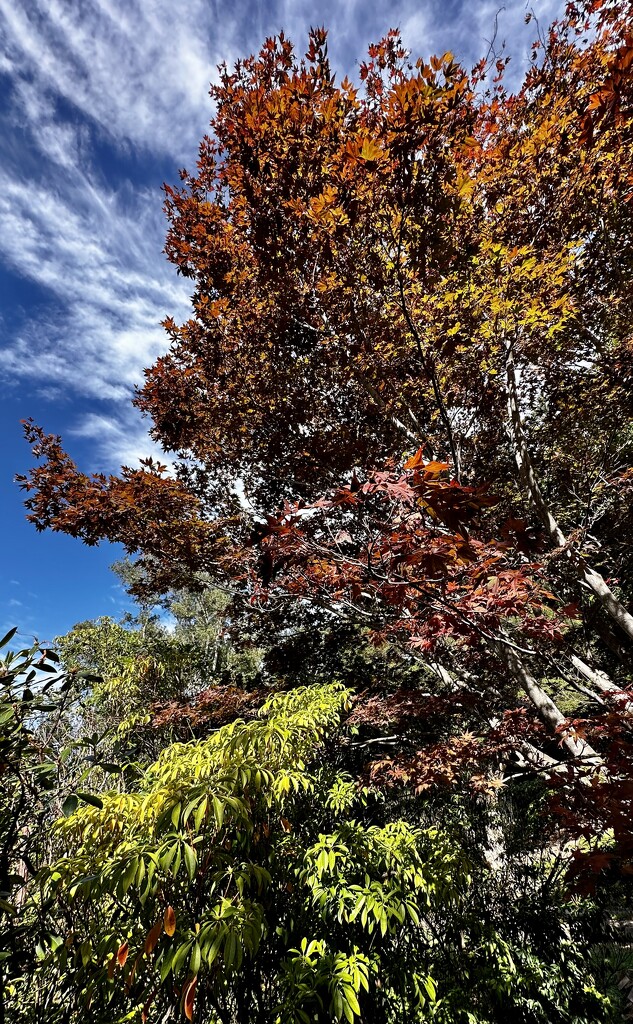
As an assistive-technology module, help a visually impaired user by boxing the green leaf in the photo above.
[332,988,344,1020]
[342,1000,355,1024]
[62,794,79,817]
[423,976,437,1001]
[122,858,138,893]
[0,705,15,725]
[182,796,199,824]
[212,796,225,830]
[343,987,360,1015]
[159,842,178,873]
[205,929,225,967]
[193,797,208,831]
[77,792,104,809]
[171,941,193,977]
[0,627,18,649]
[172,846,182,879]
[183,844,196,881]
[189,943,201,975]
[159,950,174,983]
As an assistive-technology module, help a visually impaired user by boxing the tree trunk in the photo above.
[570,653,633,710]
[500,646,601,762]
[504,340,633,643]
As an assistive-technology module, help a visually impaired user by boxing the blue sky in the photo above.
[0,0,563,646]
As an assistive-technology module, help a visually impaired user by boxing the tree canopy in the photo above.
[9,2,633,1020]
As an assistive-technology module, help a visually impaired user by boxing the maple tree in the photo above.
[17,0,633,881]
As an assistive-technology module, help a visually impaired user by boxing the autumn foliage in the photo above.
[18,0,633,885]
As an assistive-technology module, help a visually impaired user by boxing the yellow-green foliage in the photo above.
[37,683,467,1024]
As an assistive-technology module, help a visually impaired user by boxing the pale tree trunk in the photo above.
[500,646,601,762]
[432,653,595,766]
[504,339,633,643]
[570,654,617,694]
[515,740,562,772]
[570,653,633,710]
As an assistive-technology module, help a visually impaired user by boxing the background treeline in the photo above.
[2,582,632,1023]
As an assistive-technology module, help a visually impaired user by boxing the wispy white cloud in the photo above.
[68,408,176,471]
[0,166,190,417]
[0,0,218,158]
